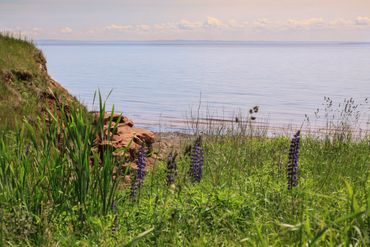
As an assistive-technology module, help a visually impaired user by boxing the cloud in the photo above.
[354,16,370,26]
[204,16,225,29]
[136,24,151,31]
[104,24,132,31]
[228,19,248,29]
[251,19,277,29]
[100,16,370,35]
[153,23,180,32]
[177,20,202,30]
[60,27,72,33]
[328,19,353,27]
[0,26,44,37]
[287,18,325,29]
[32,27,43,32]
[176,17,228,31]
[13,15,364,40]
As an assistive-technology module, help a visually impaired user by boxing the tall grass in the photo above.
[0,92,122,245]
[0,95,369,246]
[120,134,368,246]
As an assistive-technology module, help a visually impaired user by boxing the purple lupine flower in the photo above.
[130,180,139,200]
[130,145,146,200]
[166,151,177,186]
[189,136,204,182]
[136,146,146,184]
[111,199,119,235]
[287,130,301,190]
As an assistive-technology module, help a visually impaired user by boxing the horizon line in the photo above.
[35,39,370,46]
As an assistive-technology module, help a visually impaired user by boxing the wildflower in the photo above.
[130,145,146,200]
[287,130,301,190]
[130,181,139,200]
[111,200,119,236]
[136,146,146,185]
[189,136,204,182]
[166,151,177,186]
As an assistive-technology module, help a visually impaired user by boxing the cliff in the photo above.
[0,33,157,166]
[0,33,83,130]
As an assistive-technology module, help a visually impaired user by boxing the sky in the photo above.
[1,0,370,41]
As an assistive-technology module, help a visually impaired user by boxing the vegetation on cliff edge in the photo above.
[0,33,83,131]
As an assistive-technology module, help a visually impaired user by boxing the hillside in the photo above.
[0,33,82,130]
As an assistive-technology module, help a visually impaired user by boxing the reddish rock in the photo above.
[94,112,155,161]
[92,112,156,187]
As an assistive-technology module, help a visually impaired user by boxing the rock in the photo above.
[152,132,190,160]
[91,112,158,187]
[34,50,47,72]
[94,112,155,162]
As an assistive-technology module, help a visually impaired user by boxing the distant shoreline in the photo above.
[36,40,370,46]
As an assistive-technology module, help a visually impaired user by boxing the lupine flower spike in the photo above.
[130,145,146,200]
[166,151,178,186]
[287,130,301,190]
[111,200,119,236]
[189,136,204,182]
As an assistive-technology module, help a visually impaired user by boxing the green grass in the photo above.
[114,135,369,246]
[0,33,39,72]
[0,99,368,246]
[0,33,82,132]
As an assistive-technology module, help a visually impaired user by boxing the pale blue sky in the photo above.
[1,0,369,40]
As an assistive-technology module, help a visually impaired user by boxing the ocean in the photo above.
[37,41,370,132]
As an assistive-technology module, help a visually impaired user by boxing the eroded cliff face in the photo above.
[0,35,84,128]
[0,35,159,171]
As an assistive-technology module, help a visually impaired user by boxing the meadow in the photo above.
[0,95,369,246]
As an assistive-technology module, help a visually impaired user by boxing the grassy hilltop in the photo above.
[0,34,369,246]
[0,33,81,130]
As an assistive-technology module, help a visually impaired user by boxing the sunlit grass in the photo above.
[0,97,369,245]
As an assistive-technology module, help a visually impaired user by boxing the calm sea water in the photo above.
[37,41,370,131]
